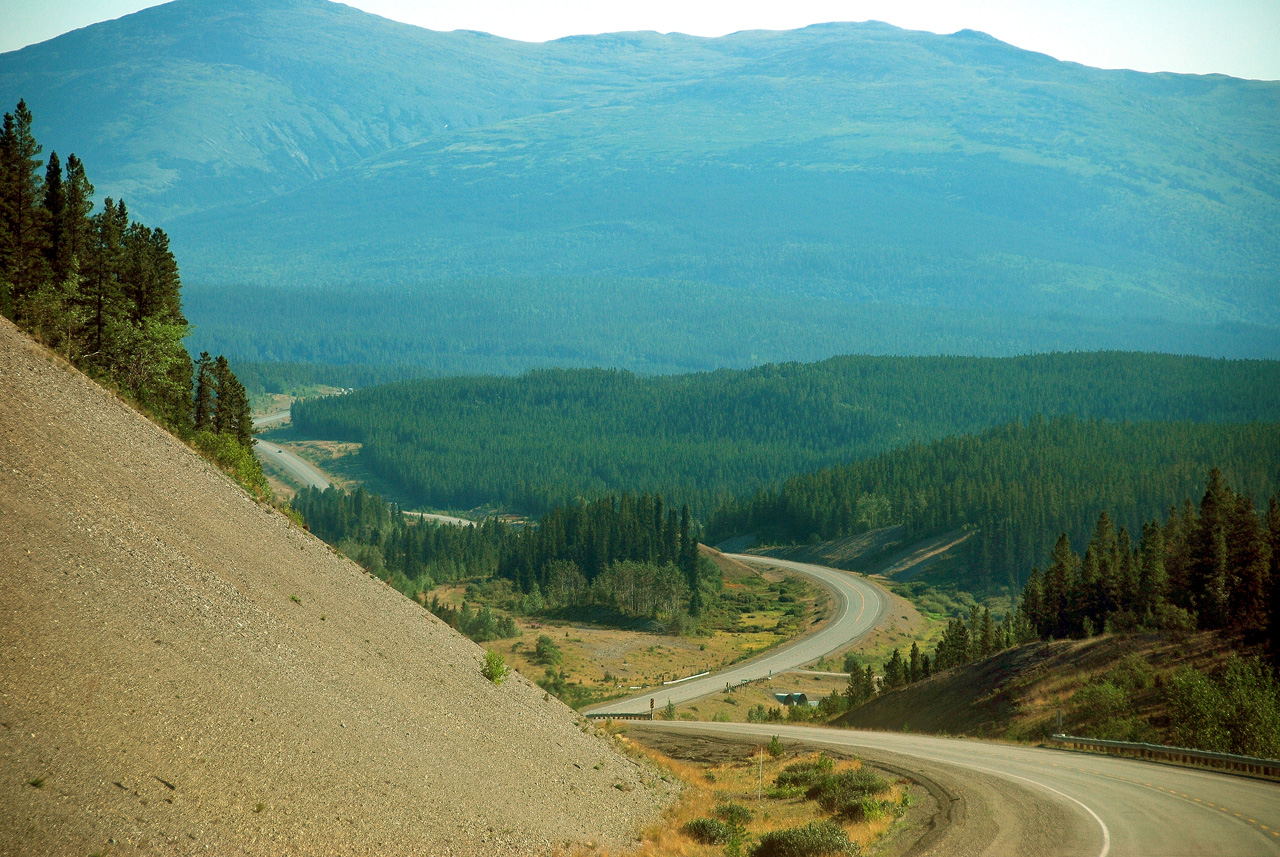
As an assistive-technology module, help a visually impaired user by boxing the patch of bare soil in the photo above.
[0,319,673,856]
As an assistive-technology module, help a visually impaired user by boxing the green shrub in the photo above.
[807,769,890,818]
[1167,656,1280,757]
[682,817,734,844]
[750,820,859,857]
[775,755,834,790]
[534,634,563,665]
[1103,654,1155,694]
[713,801,753,828]
[1071,681,1129,722]
[481,650,510,684]
[193,430,271,500]
[767,735,784,757]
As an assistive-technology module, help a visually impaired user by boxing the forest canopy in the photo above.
[292,352,1280,517]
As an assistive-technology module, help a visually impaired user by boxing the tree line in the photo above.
[290,351,1280,517]
[709,417,1280,592]
[0,100,260,491]
[290,485,715,632]
[1018,469,1279,644]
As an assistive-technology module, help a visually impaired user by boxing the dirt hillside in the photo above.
[0,318,673,856]
[835,631,1234,741]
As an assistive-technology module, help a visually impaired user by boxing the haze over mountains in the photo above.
[4,0,1278,367]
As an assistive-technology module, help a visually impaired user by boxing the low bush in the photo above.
[750,820,859,857]
[807,769,890,818]
[481,650,509,684]
[713,801,753,828]
[775,755,834,790]
[682,817,734,844]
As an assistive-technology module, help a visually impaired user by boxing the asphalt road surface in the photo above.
[632,721,1280,856]
[250,412,471,523]
[585,555,890,716]
[253,437,331,490]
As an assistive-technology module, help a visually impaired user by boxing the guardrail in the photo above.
[584,712,653,721]
[1049,733,1280,778]
[663,670,710,686]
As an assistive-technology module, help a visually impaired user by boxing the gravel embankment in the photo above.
[0,318,675,855]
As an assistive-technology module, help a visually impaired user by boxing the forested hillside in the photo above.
[0,100,263,494]
[291,352,1280,516]
[710,419,1280,591]
[5,0,1278,364]
[291,486,715,636]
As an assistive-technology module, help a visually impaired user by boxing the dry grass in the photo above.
[598,736,907,856]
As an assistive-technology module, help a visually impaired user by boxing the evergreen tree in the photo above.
[908,641,922,683]
[213,355,252,445]
[1227,496,1271,634]
[882,648,906,691]
[980,607,995,658]
[1191,469,1233,629]
[1137,521,1167,617]
[0,100,49,317]
[193,352,215,431]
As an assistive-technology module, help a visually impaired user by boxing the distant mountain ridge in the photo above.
[4,0,1278,361]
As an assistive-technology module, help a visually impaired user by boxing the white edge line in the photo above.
[963,762,1111,857]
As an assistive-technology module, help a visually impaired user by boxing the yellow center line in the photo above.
[1037,758,1276,838]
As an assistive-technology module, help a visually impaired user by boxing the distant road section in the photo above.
[254,437,331,491]
[585,556,890,716]
[251,412,472,526]
[252,410,332,491]
[253,410,291,430]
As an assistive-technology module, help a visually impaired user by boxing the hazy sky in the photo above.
[6,0,1280,80]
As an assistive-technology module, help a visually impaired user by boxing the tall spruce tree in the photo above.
[0,100,49,317]
[193,352,214,431]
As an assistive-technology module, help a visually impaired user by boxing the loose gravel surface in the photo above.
[0,319,674,856]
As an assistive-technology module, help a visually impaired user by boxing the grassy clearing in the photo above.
[605,735,909,856]
[424,551,831,709]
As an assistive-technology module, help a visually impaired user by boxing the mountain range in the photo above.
[3,0,1278,366]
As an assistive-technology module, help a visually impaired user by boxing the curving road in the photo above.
[632,721,1280,856]
[251,411,473,527]
[254,437,332,490]
[585,555,890,715]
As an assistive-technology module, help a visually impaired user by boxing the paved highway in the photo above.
[585,555,890,715]
[252,410,333,491]
[251,411,472,526]
[633,721,1280,856]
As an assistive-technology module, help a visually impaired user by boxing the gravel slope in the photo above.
[0,318,674,856]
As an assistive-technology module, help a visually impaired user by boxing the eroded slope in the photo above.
[0,318,672,855]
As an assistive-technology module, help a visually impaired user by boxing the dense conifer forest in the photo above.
[291,352,1280,517]
[291,486,715,638]
[1017,469,1279,643]
[0,100,262,493]
[709,418,1280,591]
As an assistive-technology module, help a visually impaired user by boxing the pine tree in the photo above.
[908,641,921,682]
[882,649,906,691]
[0,100,49,317]
[1043,534,1076,638]
[212,355,252,446]
[1137,521,1167,617]
[980,607,995,657]
[193,352,214,431]
[1191,469,1232,629]
[42,151,65,277]
[1227,496,1271,634]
